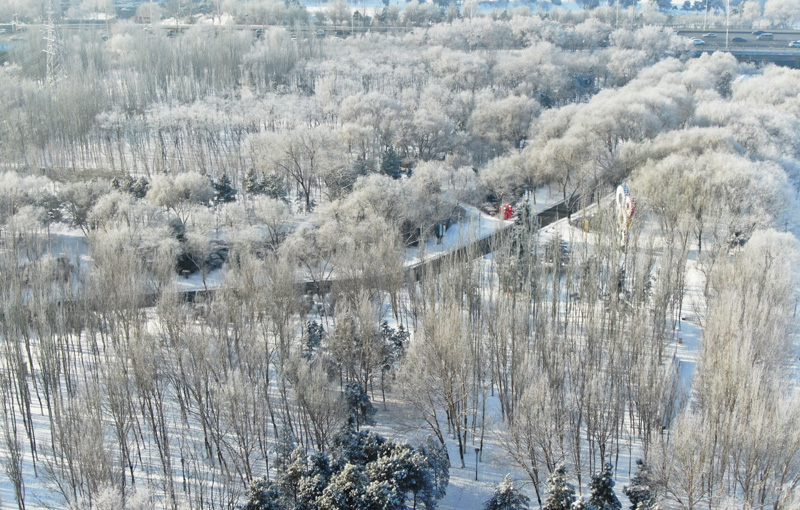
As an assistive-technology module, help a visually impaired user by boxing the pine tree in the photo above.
[296,452,332,510]
[364,479,407,510]
[282,448,308,504]
[380,145,402,179]
[274,427,297,475]
[245,167,265,195]
[303,320,325,359]
[212,173,237,205]
[245,429,448,510]
[317,463,370,509]
[345,381,377,430]
[242,477,286,510]
[114,174,149,199]
[543,465,576,510]
[366,442,419,509]
[380,322,409,371]
[419,435,449,509]
[484,474,531,510]
[588,463,621,510]
[131,177,149,199]
[330,426,385,468]
[571,499,597,510]
[263,172,289,202]
[623,460,660,510]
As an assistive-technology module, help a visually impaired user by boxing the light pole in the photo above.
[725,0,730,49]
[474,447,480,481]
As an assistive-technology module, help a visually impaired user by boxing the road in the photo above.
[676,28,800,51]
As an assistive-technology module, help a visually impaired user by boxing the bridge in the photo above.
[176,197,579,305]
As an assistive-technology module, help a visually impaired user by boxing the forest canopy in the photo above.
[0,5,799,510]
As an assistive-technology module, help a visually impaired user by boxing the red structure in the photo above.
[501,204,514,219]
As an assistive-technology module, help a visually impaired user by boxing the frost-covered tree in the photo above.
[344,381,376,431]
[212,173,237,205]
[380,146,402,179]
[245,428,446,510]
[114,175,150,200]
[274,428,297,476]
[764,0,800,27]
[624,460,660,510]
[317,462,369,509]
[418,435,450,509]
[588,464,621,510]
[468,94,540,149]
[60,181,110,235]
[571,500,596,510]
[244,168,265,196]
[242,478,285,510]
[303,320,325,359]
[254,128,336,212]
[544,465,576,510]
[399,301,476,468]
[146,172,213,227]
[484,474,531,510]
[250,196,291,249]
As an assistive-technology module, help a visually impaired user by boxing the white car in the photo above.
[789,41,800,48]
[692,39,706,46]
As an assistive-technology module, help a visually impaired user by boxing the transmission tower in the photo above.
[43,9,63,83]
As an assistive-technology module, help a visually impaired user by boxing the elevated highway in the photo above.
[676,28,800,68]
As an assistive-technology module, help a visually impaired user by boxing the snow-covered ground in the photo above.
[6,186,793,510]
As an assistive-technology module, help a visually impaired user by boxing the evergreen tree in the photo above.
[39,192,63,223]
[543,465,576,510]
[245,428,448,510]
[380,322,409,376]
[623,460,660,510]
[296,452,332,510]
[317,462,370,509]
[242,478,287,510]
[281,448,308,504]
[484,474,530,510]
[345,381,377,430]
[303,320,325,359]
[212,173,237,205]
[571,499,596,510]
[245,167,265,195]
[131,177,150,199]
[419,435,449,509]
[114,174,149,199]
[588,463,621,510]
[352,153,371,178]
[366,442,419,509]
[715,72,733,99]
[329,426,386,469]
[389,323,409,362]
[263,172,289,202]
[380,146,402,179]
[274,427,297,475]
